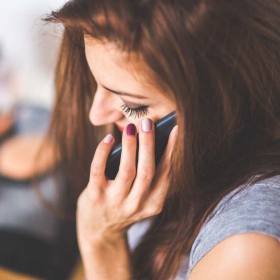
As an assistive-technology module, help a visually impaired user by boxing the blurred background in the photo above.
[0,1,84,279]
[0,0,66,111]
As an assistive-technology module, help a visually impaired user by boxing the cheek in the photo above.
[156,103,176,119]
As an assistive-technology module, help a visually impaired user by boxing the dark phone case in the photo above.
[105,111,177,180]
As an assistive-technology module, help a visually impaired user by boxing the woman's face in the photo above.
[84,36,176,133]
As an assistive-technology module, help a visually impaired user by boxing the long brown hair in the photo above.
[38,0,280,279]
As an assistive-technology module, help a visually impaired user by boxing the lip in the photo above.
[116,124,124,132]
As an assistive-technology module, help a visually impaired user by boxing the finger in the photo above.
[143,125,178,214]
[128,118,155,200]
[152,124,178,187]
[160,124,178,172]
[114,123,137,197]
[89,134,115,187]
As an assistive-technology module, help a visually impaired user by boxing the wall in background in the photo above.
[0,0,67,110]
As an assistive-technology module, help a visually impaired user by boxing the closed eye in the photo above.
[120,102,149,118]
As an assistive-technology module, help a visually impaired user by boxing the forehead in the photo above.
[83,36,154,91]
[83,36,175,105]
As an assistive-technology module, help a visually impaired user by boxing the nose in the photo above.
[89,88,124,126]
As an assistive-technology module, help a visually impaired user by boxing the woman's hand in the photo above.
[77,118,178,249]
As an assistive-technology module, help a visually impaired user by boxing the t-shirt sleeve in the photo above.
[186,176,280,278]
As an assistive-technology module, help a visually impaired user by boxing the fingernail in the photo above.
[126,123,136,135]
[142,118,152,132]
[104,134,113,143]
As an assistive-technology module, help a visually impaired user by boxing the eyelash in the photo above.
[120,102,149,118]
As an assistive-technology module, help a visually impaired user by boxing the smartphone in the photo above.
[105,111,177,180]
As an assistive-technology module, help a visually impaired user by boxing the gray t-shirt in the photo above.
[127,174,280,279]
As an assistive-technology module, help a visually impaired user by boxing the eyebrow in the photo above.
[102,85,149,100]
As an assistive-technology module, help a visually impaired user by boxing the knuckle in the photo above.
[86,187,102,203]
[118,167,136,181]
[147,204,163,216]
[153,192,166,203]
[90,161,102,177]
[90,163,103,178]
[153,207,163,215]
[122,165,136,174]
[118,172,134,183]
[125,202,139,215]
[139,167,154,182]
[110,192,123,205]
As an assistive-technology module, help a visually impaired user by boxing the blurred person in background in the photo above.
[0,48,80,280]
[0,43,16,140]
[40,0,280,280]
[0,1,82,279]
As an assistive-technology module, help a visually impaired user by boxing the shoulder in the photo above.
[188,232,280,280]
[187,175,280,279]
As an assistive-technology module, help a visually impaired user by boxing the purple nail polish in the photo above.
[126,123,136,135]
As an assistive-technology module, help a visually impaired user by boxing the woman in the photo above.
[41,0,280,279]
